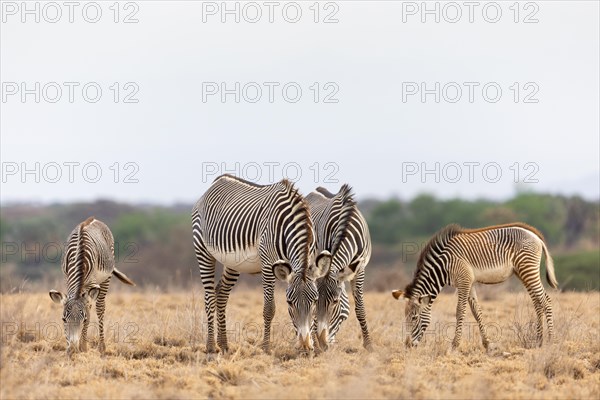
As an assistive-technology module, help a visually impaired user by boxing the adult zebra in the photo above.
[49,217,135,356]
[306,185,373,351]
[392,223,558,350]
[192,174,330,354]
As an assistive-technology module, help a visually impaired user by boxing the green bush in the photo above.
[554,251,600,291]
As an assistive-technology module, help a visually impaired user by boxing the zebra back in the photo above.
[62,217,114,298]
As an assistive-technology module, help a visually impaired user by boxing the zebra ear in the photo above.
[85,285,101,301]
[312,250,332,279]
[336,266,354,282]
[336,258,362,282]
[273,261,292,282]
[49,290,66,304]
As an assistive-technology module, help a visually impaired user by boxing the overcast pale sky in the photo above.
[1,1,598,204]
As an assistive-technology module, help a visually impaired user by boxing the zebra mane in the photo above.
[280,180,314,281]
[213,173,267,188]
[327,184,356,256]
[72,216,95,297]
[405,224,461,298]
[316,186,336,198]
[459,222,546,242]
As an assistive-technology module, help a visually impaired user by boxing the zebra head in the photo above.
[315,258,360,350]
[274,250,332,351]
[392,289,432,347]
[49,285,100,354]
[315,274,346,349]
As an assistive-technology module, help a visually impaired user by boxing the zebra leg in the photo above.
[452,283,470,349]
[529,288,545,346]
[543,292,556,343]
[467,286,490,349]
[517,271,546,346]
[216,267,240,353]
[193,237,218,354]
[351,268,373,351]
[96,277,111,354]
[261,270,276,353]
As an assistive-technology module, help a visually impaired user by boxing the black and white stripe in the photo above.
[49,217,135,355]
[306,185,373,351]
[393,223,557,349]
[192,174,327,354]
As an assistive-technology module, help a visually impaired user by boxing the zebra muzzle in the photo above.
[318,329,329,350]
[66,340,80,357]
[298,333,313,351]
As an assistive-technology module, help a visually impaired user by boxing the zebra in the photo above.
[306,185,373,351]
[191,174,330,354]
[49,217,135,356]
[392,223,558,350]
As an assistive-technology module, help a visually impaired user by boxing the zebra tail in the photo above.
[541,241,558,289]
[113,268,136,286]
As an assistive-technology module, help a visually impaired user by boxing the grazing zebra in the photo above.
[392,223,558,350]
[192,175,330,354]
[49,217,135,355]
[306,185,373,351]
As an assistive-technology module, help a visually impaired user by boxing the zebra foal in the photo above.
[392,223,558,350]
[49,217,135,356]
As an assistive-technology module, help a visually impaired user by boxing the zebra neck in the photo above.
[409,268,447,301]
[66,262,88,298]
[330,249,353,274]
[66,228,91,298]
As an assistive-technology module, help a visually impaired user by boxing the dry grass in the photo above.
[1,287,599,399]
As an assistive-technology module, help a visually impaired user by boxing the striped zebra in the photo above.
[392,223,558,350]
[192,175,330,354]
[49,217,135,356]
[306,185,373,351]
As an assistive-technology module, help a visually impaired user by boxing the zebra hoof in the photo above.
[364,343,374,352]
[261,344,271,354]
[205,344,219,357]
[316,340,329,352]
[98,343,106,354]
[484,342,498,354]
[298,349,313,357]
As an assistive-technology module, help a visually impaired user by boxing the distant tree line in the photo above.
[365,193,598,249]
[1,193,598,292]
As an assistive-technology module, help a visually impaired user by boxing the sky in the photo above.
[1,1,599,204]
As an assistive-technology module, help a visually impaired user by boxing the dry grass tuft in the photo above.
[528,345,585,380]
[207,364,244,385]
[1,290,598,399]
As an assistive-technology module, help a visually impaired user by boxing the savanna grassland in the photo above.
[1,288,599,400]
